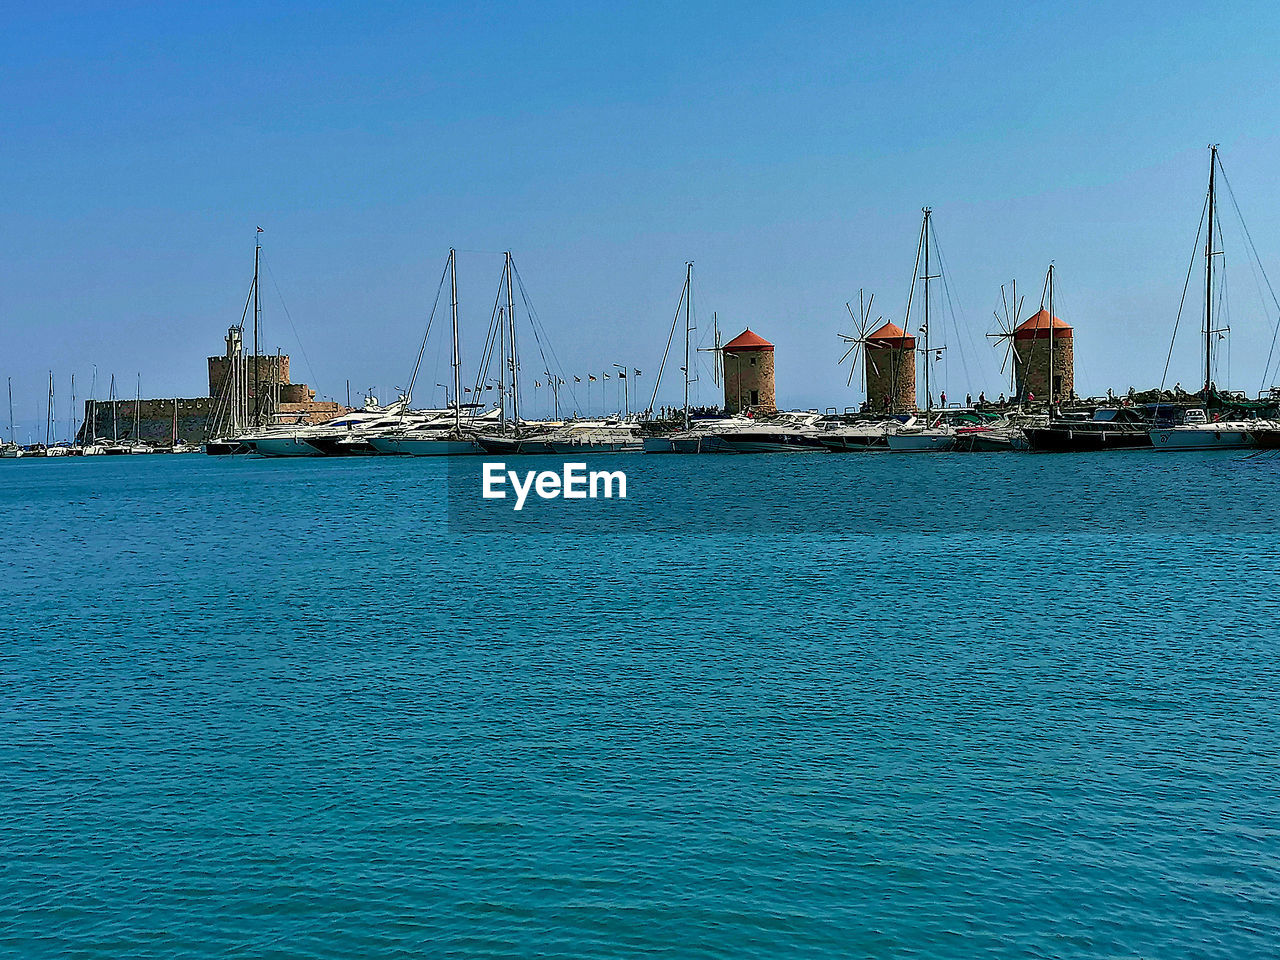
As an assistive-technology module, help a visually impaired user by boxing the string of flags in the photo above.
[531,370,642,388]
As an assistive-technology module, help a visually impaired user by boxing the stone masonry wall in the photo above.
[865,345,917,413]
[1015,337,1075,403]
[77,398,218,445]
[723,350,777,415]
[207,354,290,400]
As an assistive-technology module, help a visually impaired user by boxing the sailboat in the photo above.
[204,235,259,455]
[1150,145,1262,451]
[368,248,484,456]
[643,263,702,453]
[126,375,155,454]
[103,375,132,455]
[43,372,70,456]
[887,208,957,452]
[81,372,108,455]
[1,378,22,458]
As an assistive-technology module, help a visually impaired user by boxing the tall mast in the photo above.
[1048,263,1056,409]
[684,261,693,431]
[1204,144,1218,396]
[505,252,519,424]
[450,248,461,431]
[110,375,118,443]
[46,372,53,447]
[134,374,141,442]
[253,235,261,426]
[498,306,507,430]
[7,377,13,445]
[70,373,76,447]
[922,207,932,415]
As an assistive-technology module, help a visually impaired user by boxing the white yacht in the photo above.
[700,412,828,453]
[367,431,482,456]
[817,420,891,451]
[477,418,641,454]
[643,416,754,453]
[1149,408,1259,451]
[885,416,956,452]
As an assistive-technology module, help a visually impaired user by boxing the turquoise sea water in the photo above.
[3,451,1280,959]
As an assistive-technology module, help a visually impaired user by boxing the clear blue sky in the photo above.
[4,0,1280,432]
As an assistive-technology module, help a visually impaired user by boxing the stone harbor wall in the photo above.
[77,398,218,445]
[76,397,350,445]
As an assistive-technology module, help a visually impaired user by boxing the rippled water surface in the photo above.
[3,451,1280,959]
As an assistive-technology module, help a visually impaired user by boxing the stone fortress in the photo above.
[78,327,346,445]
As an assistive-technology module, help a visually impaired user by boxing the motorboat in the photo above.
[1149,408,1259,451]
[349,407,501,456]
[642,416,755,453]
[477,418,642,455]
[884,414,957,452]
[700,412,828,453]
[817,420,891,451]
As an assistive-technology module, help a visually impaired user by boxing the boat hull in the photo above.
[478,435,640,455]
[1025,426,1152,452]
[367,437,481,456]
[302,434,379,456]
[250,436,323,457]
[1251,429,1280,449]
[886,433,955,452]
[952,430,1028,452]
[819,433,889,451]
[1149,426,1256,451]
[704,433,827,453]
[203,440,249,456]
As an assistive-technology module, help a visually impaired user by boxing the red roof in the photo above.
[1013,309,1072,340]
[723,328,774,351]
[866,321,916,349]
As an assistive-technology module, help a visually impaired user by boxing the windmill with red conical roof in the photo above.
[722,328,776,414]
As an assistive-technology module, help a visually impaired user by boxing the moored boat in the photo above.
[886,427,955,452]
[1025,408,1153,451]
[1149,408,1258,451]
[702,413,828,453]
